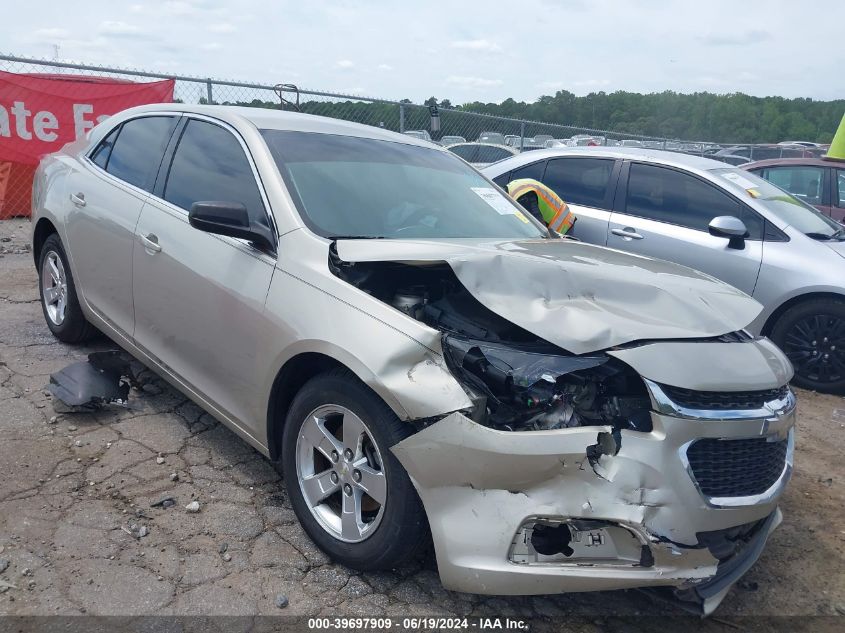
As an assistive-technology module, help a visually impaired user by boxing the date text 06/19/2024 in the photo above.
[306,617,529,630]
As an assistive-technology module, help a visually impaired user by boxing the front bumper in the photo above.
[391,392,794,604]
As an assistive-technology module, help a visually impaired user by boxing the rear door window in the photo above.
[448,145,478,163]
[475,146,512,164]
[105,116,177,191]
[163,119,267,226]
[543,157,614,208]
[625,162,762,238]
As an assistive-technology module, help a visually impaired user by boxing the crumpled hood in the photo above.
[336,238,763,355]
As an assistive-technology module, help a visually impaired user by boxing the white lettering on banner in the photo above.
[11,101,32,140]
[0,101,111,142]
[34,110,59,142]
[73,103,95,138]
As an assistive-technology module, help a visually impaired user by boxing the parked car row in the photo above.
[484,147,845,392]
[33,105,796,615]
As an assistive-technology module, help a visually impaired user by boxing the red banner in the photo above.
[0,71,174,217]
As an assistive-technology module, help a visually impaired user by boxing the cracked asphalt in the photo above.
[1,218,843,622]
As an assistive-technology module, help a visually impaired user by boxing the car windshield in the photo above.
[711,167,843,239]
[261,130,547,240]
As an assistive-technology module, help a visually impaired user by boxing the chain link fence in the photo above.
[0,53,813,218]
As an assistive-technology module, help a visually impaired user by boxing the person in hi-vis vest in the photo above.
[506,178,575,235]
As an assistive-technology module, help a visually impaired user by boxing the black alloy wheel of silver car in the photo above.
[37,233,97,343]
[281,369,428,569]
[771,298,845,392]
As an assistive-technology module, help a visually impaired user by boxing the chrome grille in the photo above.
[659,384,789,410]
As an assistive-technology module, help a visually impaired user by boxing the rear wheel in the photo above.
[38,233,97,343]
[281,369,427,570]
[771,298,845,392]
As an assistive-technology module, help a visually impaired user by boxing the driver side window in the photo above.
[164,119,268,227]
[626,163,762,239]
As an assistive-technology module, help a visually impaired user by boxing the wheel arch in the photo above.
[762,291,845,337]
[32,217,58,265]
[265,350,410,461]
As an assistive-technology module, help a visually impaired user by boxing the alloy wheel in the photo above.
[41,250,68,326]
[782,313,845,384]
[295,404,387,543]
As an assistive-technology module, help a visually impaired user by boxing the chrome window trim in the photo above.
[643,378,795,421]
[678,429,794,509]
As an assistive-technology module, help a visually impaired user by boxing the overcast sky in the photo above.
[4,0,844,104]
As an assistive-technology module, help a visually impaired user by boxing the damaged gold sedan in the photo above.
[32,105,794,616]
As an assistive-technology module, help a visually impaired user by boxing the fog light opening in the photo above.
[511,518,649,566]
[530,523,574,557]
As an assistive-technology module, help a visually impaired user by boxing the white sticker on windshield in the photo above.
[721,172,759,191]
[471,187,517,215]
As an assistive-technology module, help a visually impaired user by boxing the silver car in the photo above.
[33,105,794,615]
[484,147,845,392]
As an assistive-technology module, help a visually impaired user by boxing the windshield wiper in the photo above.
[806,232,833,240]
[831,228,845,240]
[327,235,385,240]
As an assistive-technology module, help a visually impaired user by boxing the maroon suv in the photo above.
[744,157,845,222]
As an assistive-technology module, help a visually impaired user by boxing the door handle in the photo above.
[70,192,86,207]
[140,233,162,253]
[611,227,644,240]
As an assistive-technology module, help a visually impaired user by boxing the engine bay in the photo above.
[330,252,652,432]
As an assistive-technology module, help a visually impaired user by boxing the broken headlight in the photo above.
[442,334,652,432]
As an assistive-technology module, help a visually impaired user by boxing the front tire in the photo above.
[281,369,427,570]
[771,298,845,392]
[38,233,97,343]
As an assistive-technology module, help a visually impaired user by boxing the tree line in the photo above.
[209,88,844,144]
[452,90,844,144]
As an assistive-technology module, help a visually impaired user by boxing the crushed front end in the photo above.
[392,337,794,615]
[330,239,795,615]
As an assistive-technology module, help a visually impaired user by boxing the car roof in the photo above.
[480,146,729,175]
[112,103,439,150]
[742,157,833,169]
[448,142,517,151]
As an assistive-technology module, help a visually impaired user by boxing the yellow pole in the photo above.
[825,112,845,162]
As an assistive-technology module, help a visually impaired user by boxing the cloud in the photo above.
[697,29,771,46]
[201,42,221,51]
[99,21,151,39]
[208,23,236,33]
[446,75,503,88]
[450,39,501,53]
[162,0,206,16]
[129,4,144,12]
[537,80,566,91]
[377,63,393,71]
[33,27,71,40]
[573,79,611,88]
[335,59,355,69]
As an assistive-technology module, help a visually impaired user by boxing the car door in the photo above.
[132,116,277,438]
[541,157,619,245]
[63,115,178,336]
[608,161,764,295]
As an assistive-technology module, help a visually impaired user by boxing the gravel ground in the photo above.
[0,218,843,624]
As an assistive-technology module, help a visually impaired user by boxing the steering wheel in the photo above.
[390,204,438,235]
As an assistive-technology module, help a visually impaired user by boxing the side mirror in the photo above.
[188,201,275,253]
[708,215,748,249]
